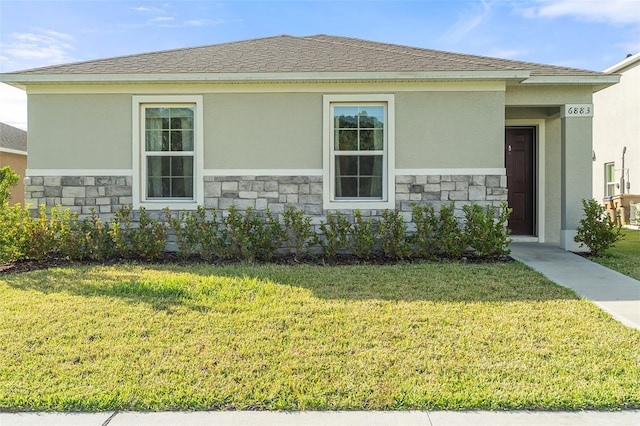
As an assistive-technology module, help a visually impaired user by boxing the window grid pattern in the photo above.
[332,104,385,200]
[143,106,195,200]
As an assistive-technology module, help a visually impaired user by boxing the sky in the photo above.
[0,0,639,131]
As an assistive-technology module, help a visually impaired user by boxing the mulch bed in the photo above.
[0,253,515,275]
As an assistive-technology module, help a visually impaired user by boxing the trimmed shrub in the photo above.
[411,204,438,259]
[435,202,466,258]
[351,210,377,260]
[379,209,411,259]
[463,202,512,257]
[111,206,167,260]
[574,198,623,256]
[282,205,316,257]
[318,212,351,258]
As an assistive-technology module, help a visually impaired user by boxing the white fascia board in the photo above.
[0,147,27,156]
[521,75,620,85]
[603,52,640,73]
[0,70,531,84]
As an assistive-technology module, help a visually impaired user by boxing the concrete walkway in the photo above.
[3,244,639,425]
[509,242,640,330]
[2,410,640,426]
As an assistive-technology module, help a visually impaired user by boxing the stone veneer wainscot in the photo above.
[24,174,507,224]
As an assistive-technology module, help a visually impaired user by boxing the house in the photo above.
[0,35,619,250]
[592,53,640,225]
[0,122,28,205]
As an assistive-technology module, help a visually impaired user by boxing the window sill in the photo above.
[136,201,199,211]
[323,199,395,211]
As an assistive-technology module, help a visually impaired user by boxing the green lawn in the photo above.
[591,229,640,281]
[1,262,639,411]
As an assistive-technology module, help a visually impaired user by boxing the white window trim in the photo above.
[132,95,204,210]
[605,162,616,197]
[323,94,395,210]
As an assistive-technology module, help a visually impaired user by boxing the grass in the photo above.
[1,262,639,411]
[590,229,640,281]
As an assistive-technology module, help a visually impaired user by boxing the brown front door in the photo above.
[505,127,535,235]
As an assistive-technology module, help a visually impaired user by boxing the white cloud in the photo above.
[0,84,28,131]
[0,30,76,71]
[523,0,640,24]
[440,0,497,43]
[132,6,164,13]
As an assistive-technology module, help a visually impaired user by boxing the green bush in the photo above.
[50,206,86,260]
[318,212,351,257]
[435,202,466,258]
[165,208,199,259]
[0,205,31,262]
[379,209,411,259]
[82,208,115,261]
[463,202,512,257]
[282,206,316,257]
[22,205,59,260]
[0,166,19,205]
[411,204,438,259]
[351,210,377,260]
[111,206,167,260]
[223,206,285,261]
[574,198,623,256]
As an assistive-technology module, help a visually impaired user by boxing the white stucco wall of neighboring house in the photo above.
[592,54,640,200]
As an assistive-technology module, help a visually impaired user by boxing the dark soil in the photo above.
[0,253,514,275]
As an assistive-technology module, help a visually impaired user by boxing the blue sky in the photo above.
[1,0,639,130]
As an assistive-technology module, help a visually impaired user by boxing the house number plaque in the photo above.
[562,104,593,117]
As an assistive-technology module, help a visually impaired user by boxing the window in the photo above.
[323,95,395,210]
[133,96,203,209]
[605,162,615,197]
[145,107,194,199]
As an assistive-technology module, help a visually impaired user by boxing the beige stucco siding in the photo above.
[204,93,322,170]
[28,94,131,169]
[0,151,27,205]
[395,91,505,169]
[506,86,592,106]
[544,117,561,243]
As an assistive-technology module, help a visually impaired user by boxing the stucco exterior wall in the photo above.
[544,117,562,243]
[0,151,27,205]
[592,60,640,200]
[27,94,131,169]
[204,93,322,170]
[505,86,593,106]
[23,81,596,248]
[396,91,505,169]
[27,87,507,172]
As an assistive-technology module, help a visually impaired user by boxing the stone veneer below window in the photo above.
[24,174,507,224]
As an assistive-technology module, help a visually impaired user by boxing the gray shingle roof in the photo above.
[0,122,27,153]
[12,35,601,76]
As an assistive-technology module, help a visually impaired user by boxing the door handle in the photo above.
[508,145,512,152]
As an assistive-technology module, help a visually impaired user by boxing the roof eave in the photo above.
[0,147,27,156]
[1,70,532,86]
[520,74,620,92]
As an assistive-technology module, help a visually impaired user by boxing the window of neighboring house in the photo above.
[323,95,395,210]
[133,95,203,209]
[605,162,616,197]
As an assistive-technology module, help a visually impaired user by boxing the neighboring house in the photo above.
[0,35,618,250]
[592,53,640,224]
[0,122,28,205]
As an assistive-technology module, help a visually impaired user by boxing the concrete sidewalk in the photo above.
[2,410,640,426]
[509,242,640,330]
